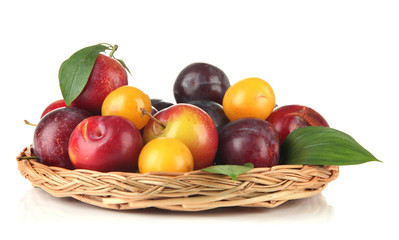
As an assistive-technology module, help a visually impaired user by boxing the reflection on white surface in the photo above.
[17,187,334,224]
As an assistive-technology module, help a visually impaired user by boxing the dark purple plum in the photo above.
[173,62,230,105]
[33,107,92,169]
[151,98,174,111]
[217,118,280,167]
[151,106,158,115]
[187,100,229,133]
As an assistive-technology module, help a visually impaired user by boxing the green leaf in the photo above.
[58,43,113,105]
[115,58,131,75]
[201,163,254,181]
[280,126,382,165]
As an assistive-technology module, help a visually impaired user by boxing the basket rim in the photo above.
[16,145,339,177]
[16,146,339,211]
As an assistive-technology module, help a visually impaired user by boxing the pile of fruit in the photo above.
[30,43,379,176]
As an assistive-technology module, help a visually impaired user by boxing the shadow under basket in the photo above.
[16,146,339,212]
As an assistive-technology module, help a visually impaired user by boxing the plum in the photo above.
[69,116,143,172]
[40,99,67,118]
[216,118,280,168]
[70,54,128,115]
[266,105,329,144]
[151,98,174,111]
[143,104,219,170]
[173,62,230,105]
[33,107,92,169]
[188,100,229,133]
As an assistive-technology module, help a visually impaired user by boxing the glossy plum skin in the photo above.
[33,107,92,169]
[143,104,219,170]
[266,105,329,144]
[173,63,230,105]
[217,118,280,168]
[70,54,128,115]
[151,99,174,111]
[188,100,229,133]
[40,99,67,118]
[151,106,158,115]
[68,116,143,172]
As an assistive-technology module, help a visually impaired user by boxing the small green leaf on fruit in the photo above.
[201,163,254,181]
[280,126,382,166]
[59,43,113,105]
[115,58,131,75]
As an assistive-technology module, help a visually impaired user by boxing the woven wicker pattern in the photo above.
[17,146,339,211]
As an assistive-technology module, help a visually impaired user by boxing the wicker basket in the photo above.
[16,146,339,212]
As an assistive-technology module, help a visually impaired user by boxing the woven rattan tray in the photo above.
[17,146,339,211]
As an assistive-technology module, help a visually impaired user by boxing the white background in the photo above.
[1,0,398,239]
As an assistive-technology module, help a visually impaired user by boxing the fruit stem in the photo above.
[141,108,166,129]
[109,44,118,58]
[18,156,39,161]
[24,120,37,127]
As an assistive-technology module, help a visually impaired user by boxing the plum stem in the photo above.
[109,44,118,58]
[141,108,166,129]
[24,120,37,127]
[18,156,39,161]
